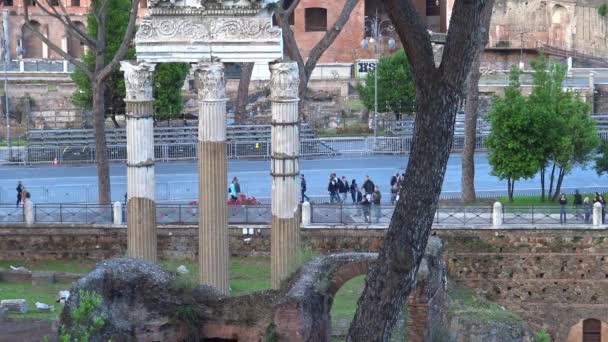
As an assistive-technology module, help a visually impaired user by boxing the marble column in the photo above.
[269,62,301,289]
[193,62,230,294]
[120,61,157,262]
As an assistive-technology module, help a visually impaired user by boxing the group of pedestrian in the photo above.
[389,173,405,205]
[322,174,382,223]
[558,190,606,224]
[15,181,30,207]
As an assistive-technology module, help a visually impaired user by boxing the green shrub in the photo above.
[60,290,107,342]
[599,4,608,17]
[535,328,551,342]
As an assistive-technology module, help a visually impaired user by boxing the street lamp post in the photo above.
[2,10,10,157]
[361,10,396,138]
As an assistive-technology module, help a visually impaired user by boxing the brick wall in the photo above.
[1,224,606,340]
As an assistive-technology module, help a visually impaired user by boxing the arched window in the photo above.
[305,8,327,32]
[22,21,43,59]
[71,0,80,6]
[67,21,86,58]
[583,319,601,342]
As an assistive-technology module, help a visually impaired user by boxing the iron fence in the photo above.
[0,203,602,226]
[0,205,25,223]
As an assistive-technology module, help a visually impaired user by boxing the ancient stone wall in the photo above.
[1,224,606,340]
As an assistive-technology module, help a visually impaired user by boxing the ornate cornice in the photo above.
[269,62,299,101]
[135,16,280,42]
[193,62,226,101]
[120,62,156,102]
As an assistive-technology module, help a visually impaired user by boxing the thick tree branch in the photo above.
[285,0,300,17]
[304,0,358,80]
[98,0,139,81]
[23,4,93,79]
[383,0,437,88]
[440,0,492,86]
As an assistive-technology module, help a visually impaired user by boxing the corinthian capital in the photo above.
[120,62,156,102]
[193,62,226,101]
[269,62,299,101]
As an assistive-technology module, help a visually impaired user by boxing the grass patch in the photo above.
[0,281,72,320]
[0,139,28,147]
[331,275,365,336]
[448,285,521,324]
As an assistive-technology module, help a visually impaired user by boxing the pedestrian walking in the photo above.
[596,193,606,224]
[350,180,358,204]
[16,181,23,207]
[300,174,309,203]
[233,177,241,195]
[559,194,567,224]
[229,179,238,202]
[339,176,348,202]
[390,179,399,205]
[361,193,371,223]
[362,175,375,195]
[328,174,340,203]
[584,197,592,224]
[372,186,382,223]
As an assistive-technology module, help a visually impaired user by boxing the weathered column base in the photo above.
[127,197,157,262]
[271,214,301,289]
[198,140,229,294]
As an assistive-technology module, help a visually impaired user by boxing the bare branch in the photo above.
[304,0,358,80]
[23,3,93,79]
[55,0,96,47]
[29,0,95,47]
[383,0,437,88]
[98,0,140,82]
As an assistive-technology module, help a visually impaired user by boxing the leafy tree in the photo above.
[356,49,416,117]
[24,0,140,204]
[549,92,598,200]
[153,63,191,121]
[486,67,540,202]
[527,56,597,201]
[71,0,136,126]
[594,140,608,175]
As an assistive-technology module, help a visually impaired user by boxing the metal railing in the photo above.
[2,203,600,226]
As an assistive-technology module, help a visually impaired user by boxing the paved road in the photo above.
[1,153,607,204]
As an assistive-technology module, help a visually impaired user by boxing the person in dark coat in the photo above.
[328,174,340,203]
[16,181,23,207]
[300,174,309,203]
[339,176,348,202]
[559,193,567,224]
[350,180,358,204]
[362,175,375,195]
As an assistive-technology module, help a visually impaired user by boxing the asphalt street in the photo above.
[1,153,607,204]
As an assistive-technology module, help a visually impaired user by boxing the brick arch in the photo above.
[566,318,608,342]
[22,21,44,59]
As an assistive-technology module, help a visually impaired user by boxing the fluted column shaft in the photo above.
[120,61,157,262]
[193,62,230,294]
[270,62,301,289]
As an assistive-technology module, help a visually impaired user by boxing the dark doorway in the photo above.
[583,319,601,342]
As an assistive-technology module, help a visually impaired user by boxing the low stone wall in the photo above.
[1,224,607,340]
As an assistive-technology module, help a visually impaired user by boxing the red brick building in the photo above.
[0,0,449,63]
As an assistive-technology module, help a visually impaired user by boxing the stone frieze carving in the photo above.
[269,62,299,100]
[136,16,281,42]
[193,62,226,101]
[120,62,156,101]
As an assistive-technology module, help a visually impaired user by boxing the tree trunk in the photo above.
[92,81,111,204]
[548,163,556,200]
[347,83,461,341]
[508,178,514,202]
[553,167,566,202]
[461,57,481,203]
[235,62,254,125]
[540,166,545,201]
[347,0,495,338]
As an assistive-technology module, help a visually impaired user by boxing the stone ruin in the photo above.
[60,237,447,342]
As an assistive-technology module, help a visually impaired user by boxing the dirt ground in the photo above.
[0,318,56,342]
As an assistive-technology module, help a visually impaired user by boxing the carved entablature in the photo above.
[269,62,299,101]
[120,62,156,102]
[146,0,271,14]
[136,16,280,42]
[193,62,227,101]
